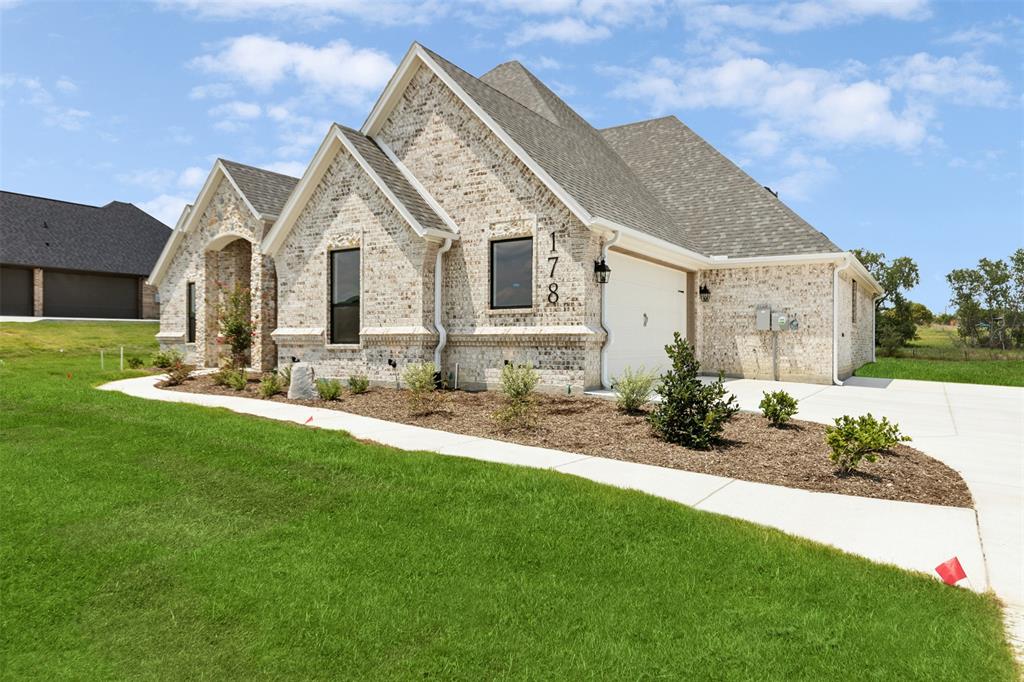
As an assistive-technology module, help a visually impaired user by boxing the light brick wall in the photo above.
[836,269,876,378]
[156,178,276,370]
[695,263,836,384]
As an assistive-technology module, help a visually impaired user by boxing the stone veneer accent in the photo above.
[140,281,160,319]
[32,268,43,316]
[695,263,836,384]
[156,179,276,370]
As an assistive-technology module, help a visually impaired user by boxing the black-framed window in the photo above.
[851,279,857,324]
[330,248,360,344]
[186,282,196,343]
[490,237,532,309]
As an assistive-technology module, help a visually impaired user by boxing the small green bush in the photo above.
[212,367,234,387]
[278,364,292,388]
[316,378,343,401]
[825,413,911,473]
[759,390,799,427]
[613,366,656,414]
[259,372,283,399]
[403,362,437,413]
[648,333,738,449]
[163,360,194,386]
[226,369,248,391]
[126,355,145,369]
[348,374,370,394]
[495,362,539,430]
[151,349,183,369]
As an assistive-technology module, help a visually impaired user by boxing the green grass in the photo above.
[1,322,1017,680]
[855,324,1024,386]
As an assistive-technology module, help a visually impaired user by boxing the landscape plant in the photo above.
[216,284,253,368]
[613,366,656,414]
[163,360,194,386]
[259,372,284,399]
[759,390,799,427]
[225,369,248,392]
[402,362,438,414]
[151,348,183,369]
[126,355,145,369]
[825,413,911,474]
[348,374,370,394]
[495,362,539,430]
[648,333,738,449]
[316,378,343,401]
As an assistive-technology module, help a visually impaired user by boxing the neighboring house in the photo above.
[1,191,170,319]
[151,42,881,388]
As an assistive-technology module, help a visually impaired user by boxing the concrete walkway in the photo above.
[102,376,987,594]
[594,375,1024,654]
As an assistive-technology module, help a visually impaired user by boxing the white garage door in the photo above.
[605,251,688,382]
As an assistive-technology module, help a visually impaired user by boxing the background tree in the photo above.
[909,302,934,327]
[852,249,920,351]
[947,250,1023,349]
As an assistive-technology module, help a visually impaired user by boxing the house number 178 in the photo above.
[547,231,559,304]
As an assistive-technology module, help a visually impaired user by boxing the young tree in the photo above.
[851,249,920,348]
[946,267,985,346]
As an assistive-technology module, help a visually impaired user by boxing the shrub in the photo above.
[825,413,911,474]
[316,378,343,401]
[126,355,145,369]
[648,333,738,449]
[494,362,539,430]
[212,367,234,387]
[403,362,437,413]
[163,360,194,386]
[259,372,283,399]
[151,348,183,369]
[216,284,253,368]
[348,374,370,394]
[278,364,292,388]
[759,390,799,427]
[226,369,248,391]
[613,366,657,414]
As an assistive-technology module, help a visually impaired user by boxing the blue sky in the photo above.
[1,0,1021,312]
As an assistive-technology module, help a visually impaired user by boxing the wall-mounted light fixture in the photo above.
[699,284,711,302]
[594,259,612,284]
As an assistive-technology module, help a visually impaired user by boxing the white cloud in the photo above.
[208,100,261,119]
[737,123,783,157]
[508,17,611,45]
[1,74,91,131]
[160,0,441,25]
[686,0,930,35]
[117,168,177,191]
[178,166,207,189]
[262,160,307,177]
[770,152,837,201]
[191,35,394,105]
[188,82,234,99]
[940,17,1021,47]
[885,52,1010,106]
[54,77,78,93]
[138,194,191,227]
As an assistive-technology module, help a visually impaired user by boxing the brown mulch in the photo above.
[163,373,973,508]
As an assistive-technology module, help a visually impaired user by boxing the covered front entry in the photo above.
[604,250,690,381]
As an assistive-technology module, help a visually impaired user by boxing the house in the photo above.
[1,191,171,319]
[150,43,881,388]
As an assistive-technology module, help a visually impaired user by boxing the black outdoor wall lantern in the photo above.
[699,284,711,302]
[594,258,612,284]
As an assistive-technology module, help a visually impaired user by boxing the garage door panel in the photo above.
[43,271,139,318]
[0,266,33,316]
[605,253,687,380]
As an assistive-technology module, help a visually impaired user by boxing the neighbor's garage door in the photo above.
[43,270,139,319]
[605,252,687,381]
[0,265,33,316]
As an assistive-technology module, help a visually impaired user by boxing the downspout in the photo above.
[871,293,881,363]
[832,254,853,385]
[599,230,620,389]
[433,237,453,369]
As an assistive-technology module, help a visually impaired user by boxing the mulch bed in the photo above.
[162,373,973,508]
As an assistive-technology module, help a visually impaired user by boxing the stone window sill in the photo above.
[488,307,534,316]
[325,343,361,350]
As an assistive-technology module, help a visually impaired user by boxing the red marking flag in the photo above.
[304,416,314,425]
[935,556,967,585]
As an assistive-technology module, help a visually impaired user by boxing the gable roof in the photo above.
[148,159,299,287]
[218,159,299,218]
[600,116,840,258]
[0,190,171,276]
[261,124,457,256]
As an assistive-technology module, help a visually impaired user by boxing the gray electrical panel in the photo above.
[756,305,771,331]
[771,310,789,332]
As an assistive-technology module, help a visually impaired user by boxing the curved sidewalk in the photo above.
[101,375,985,592]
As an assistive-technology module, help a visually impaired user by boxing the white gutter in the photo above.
[871,293,881,363]
[832,254,853,385]
[433,237,453,369]
[599,230,621,389]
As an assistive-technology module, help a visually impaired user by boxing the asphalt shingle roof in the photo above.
[0,191,171,276]
[600,117,840,258]
[337,125,451,235]
[219,159,299,218]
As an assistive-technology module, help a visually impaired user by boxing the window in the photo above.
[330,248,360,344]
[186,282,196,343]
[851,279,857,324]
[490,237,533,309]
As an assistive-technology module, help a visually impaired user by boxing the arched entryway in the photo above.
[203,235,253,368]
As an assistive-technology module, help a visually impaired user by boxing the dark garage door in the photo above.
[44,270,139,318]
[1,265,33,316]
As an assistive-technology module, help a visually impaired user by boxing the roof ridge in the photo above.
[218,157,301,180]
[0,189,110,210]
[599,115,677,132]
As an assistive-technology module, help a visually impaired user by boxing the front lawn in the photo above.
[855,356,1024,387]
[0,322,1017,679]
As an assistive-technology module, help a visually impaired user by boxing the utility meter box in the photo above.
[771,310,789,332]
[755,305,771,331]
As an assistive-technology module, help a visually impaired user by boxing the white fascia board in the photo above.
[594,218,706,270]
[147,205,191,287]
[361,44,594,229]
[374,136,461,235]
